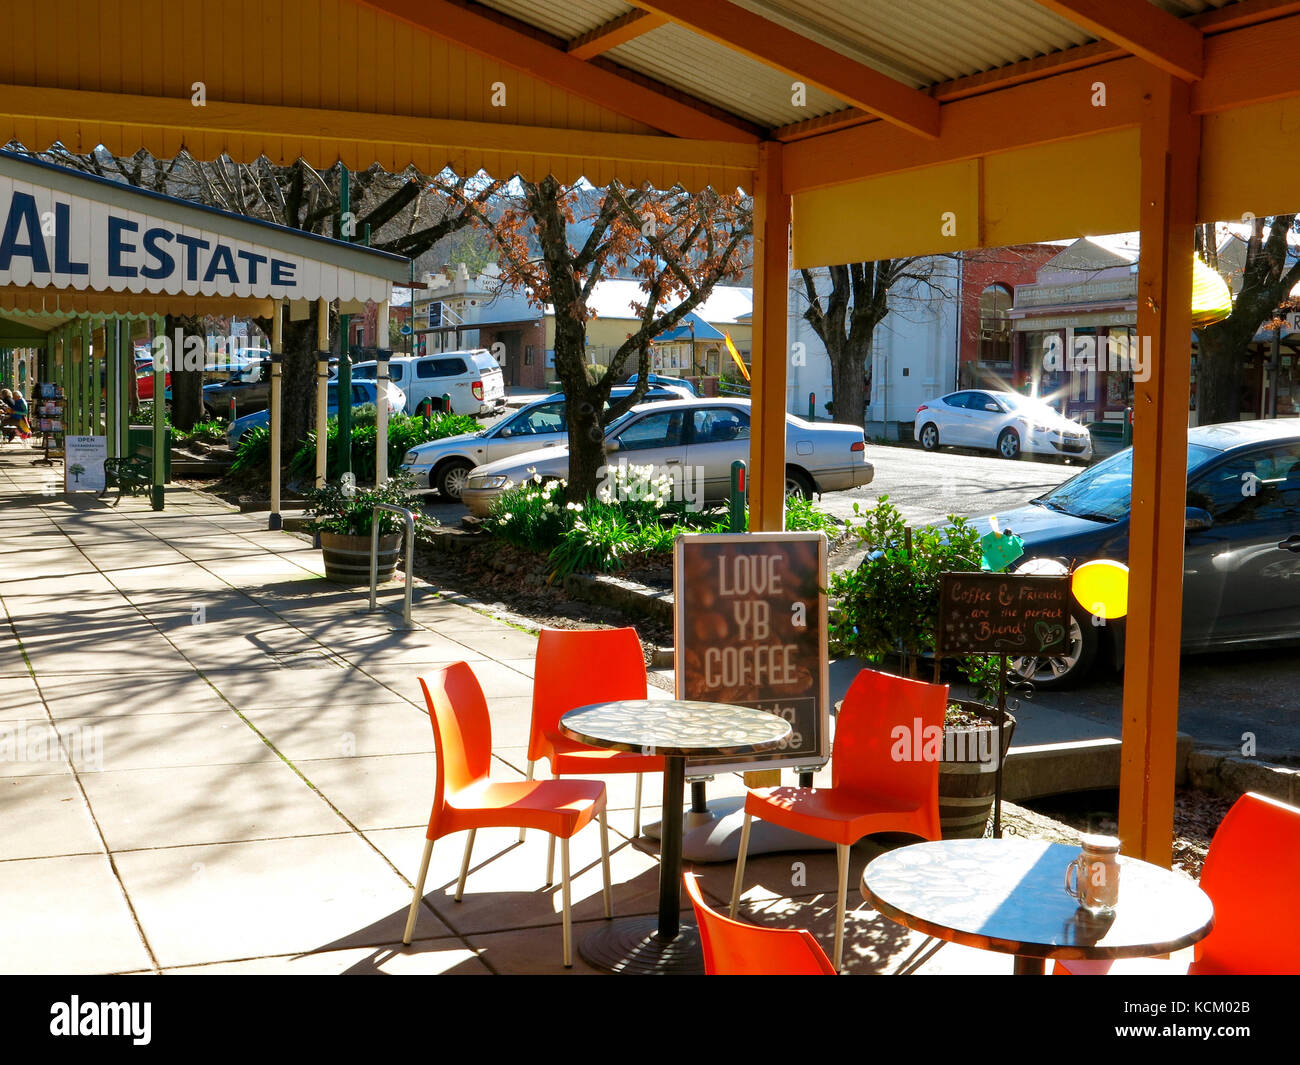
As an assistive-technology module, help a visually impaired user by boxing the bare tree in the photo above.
[1195,217,1300,424]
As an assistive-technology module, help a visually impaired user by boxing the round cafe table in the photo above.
[560,699,791,975]
[861,838,1215,975]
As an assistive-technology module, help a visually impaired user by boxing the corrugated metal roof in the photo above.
[607,22,846,126]
[473,0,633,43]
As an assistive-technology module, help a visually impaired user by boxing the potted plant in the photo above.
[828,496,1016,839]
[303,473,431,585]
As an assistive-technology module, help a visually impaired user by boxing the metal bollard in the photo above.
[729,460,746,533]
[808,392,816,421]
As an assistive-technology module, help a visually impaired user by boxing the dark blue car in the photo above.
[989,419,1300,688]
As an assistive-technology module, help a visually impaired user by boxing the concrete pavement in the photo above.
[0,447,1034,975]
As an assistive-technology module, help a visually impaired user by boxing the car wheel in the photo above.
[1007,609,1099,690]
[785,468,815,501]
[997,427,1022,460]
[435,459,474,501]
[919,422,939,451]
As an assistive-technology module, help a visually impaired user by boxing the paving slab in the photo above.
[113,832,457,970]
[0,853,154,975]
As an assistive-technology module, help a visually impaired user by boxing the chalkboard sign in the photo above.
[937,572,1071,656]
[674,532,829,773]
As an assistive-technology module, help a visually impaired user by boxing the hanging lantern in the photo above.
[1072,559,1129,620]
[1191,255,1233,327]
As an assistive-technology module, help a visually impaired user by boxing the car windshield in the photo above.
[1033,443,1220,522]
[1001,393,1063,418]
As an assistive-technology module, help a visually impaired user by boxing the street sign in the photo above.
[937,572,1071,656]
[673,532,829,772]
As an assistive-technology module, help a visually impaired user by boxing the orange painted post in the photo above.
[746,141,791,791]
[1120,72,1200,867]
[749,141,791,535]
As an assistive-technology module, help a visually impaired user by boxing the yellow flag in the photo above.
[724,332,750,382]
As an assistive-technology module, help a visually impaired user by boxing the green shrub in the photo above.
[231,425,270,473]
[236,409,478,482]
[174,418,227,445]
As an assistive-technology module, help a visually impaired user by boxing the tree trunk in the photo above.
[553,311,604,502]
[1194,320,1252,424]
[827,341,868,427]
[165,314,206,431]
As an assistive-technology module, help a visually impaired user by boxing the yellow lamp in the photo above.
[1072,559,1129,621]
[1191,255,1233,327]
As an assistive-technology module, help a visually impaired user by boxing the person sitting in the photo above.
[0,389,31,443]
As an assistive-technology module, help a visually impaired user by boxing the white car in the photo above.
[460,398,874,517]
[914,390,1093,462]
[401,385,691,500]
[352,349,506,417]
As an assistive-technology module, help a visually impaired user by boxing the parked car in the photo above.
[460,398,874,517]
[626,372,700,397]
[203,359,270,418]
[225,379,407,445]
[402,385,691,500]
[914,389,1093,462]
[982,419,1300,689]
[352,349,506,417]
[134,356,171,403]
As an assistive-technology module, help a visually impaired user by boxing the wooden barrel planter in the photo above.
[939,700,1017,839]
[320,531,402,585]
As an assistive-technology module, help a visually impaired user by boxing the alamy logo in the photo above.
[50,997,151,1045]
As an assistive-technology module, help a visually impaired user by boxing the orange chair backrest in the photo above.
[1194,792,1300,974]
[684,873,836,975]
[419,663,493,812]
[528,627,648,762]
[831,668,949,802]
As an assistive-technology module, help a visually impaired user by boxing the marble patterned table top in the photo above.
[861,838,1215,961]
[560,699,791,759]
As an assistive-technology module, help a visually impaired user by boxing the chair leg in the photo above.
[599,809,612,919]
[834,842,850,973]
[545,833,556,887]
[403,838,434,945]
[455,829,476,902]
[633,773,643,837]
[730,812,753,917]
[519,761,534,843]
[560,835,573,968]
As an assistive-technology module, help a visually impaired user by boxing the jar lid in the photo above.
[1080,833,1120,854]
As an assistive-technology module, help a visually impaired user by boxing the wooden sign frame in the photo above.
[673,531,830,774]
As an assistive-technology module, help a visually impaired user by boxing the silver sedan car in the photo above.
[461,398,874,516]
[400,385,691,499]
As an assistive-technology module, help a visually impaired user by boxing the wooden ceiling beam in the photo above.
[1032,0,1203,81]
[360,0,757,143]
[634,0,941,138]
[567,11,667,60]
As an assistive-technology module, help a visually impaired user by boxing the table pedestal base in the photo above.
[1013,955,1047,975]
[578,916,704,975]
[641,796,837,862]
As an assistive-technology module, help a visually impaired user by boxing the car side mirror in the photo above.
[1185,507,1213,533]
[606,439,620,452]
[499,426,512,437]
[985,403,1000,412]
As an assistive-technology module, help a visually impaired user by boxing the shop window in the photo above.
[979,285,1013,364]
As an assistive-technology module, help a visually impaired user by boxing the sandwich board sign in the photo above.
[673,532,829,772]
[64,435,107,493]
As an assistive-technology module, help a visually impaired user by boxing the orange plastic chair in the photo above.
[523,627,663,856]
[1054,791,1300,975]
[730,668,948,972]
[401,662,612,967]
[685,872,836,975]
